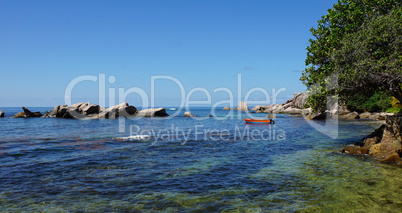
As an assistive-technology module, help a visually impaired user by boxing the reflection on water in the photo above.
[0,108,401,212]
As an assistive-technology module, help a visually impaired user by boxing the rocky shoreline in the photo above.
[1,92,401,164]
[226,92,394,122]
[341,115,402,165]
[225,92,401,165]
[0,92,395,121]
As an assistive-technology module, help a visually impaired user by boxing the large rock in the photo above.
[23,107,42,118]
[223,106,230,110]
[306,112,326,120]
[50,103,124,119]
[293,92,308,109]
[68,102,92,118]
[378,112,392,121]
[328,101,350,116]
[343,111,360,120]
[369,143,382,156]
[59,105,78,118]
[12,112,26,118]
[344,115,402,164]
[12,107,42,118]
[263,105,276,113]
[81,104,100,115]
[49,103,87,118]
[380,152,401,163]
[361,137,381,151]
[251,105,272,111]
[283,102,294,110]
[0,110,4,117]
[70,102,85,109]
[64,108,81,118]
[282,107,302,114]
[284,98,295,107]
[302,108,312,116]
[184,112,195,117]
[237,102,249,111]
[99,102,137,118]
[342,145,363,155]
[136,108,169,117]
[368,113,380,120]
[271,104,285,114]
[359,112,371,119]
[360,126,385,154]
[49,105,68,117]
[42,111,51,118]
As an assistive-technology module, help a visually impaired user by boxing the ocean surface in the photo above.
[0,107,401,212]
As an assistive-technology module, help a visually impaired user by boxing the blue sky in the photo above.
[0,0,337,107]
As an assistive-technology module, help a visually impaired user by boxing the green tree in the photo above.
[301,0,401,112]
[333,8,402,100]
[363,92,392,112]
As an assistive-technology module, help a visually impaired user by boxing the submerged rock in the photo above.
[342,145,363,155]
[380,152,401,163]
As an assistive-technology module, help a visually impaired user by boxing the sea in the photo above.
[0,107,401,212]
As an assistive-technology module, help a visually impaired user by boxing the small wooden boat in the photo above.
[244,118,274,124]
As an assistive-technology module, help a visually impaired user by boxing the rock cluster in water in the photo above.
[222,92,394,121]
[10,102,169,119]
[342,115,402,164]
[12,107,43,118]
[225,92,311,115]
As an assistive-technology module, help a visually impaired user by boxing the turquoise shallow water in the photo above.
[0,107,401,212]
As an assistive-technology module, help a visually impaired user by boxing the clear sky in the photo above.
[0,0,337,107]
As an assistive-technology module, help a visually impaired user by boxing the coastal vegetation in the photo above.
[301,0,401,164]
[301,0,401,113]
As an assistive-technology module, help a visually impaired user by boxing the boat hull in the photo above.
[244,118,273,124]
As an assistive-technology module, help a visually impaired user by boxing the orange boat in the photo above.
[244,118,275,124]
